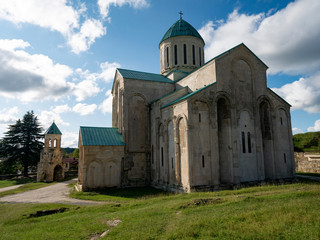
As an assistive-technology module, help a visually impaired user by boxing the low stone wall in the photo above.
[295,152,320,173]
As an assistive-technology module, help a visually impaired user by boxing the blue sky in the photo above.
[0,0,319,147]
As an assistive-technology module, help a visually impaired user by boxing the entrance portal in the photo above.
[53,165,64,181]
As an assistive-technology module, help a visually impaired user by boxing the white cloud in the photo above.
[72,103,97,116]
[199,0,320,75]
[0,0,80,35]
[292,127,303,135]
[72,80,101,102]
[0,106,19,124]
[272,72,320,113]
[99,90,113,114]
[0,39,73,102]
[98,0,149,19]
[68,18,106,54]
[99,61,121,82]
[307,120,320,132]
[51,104,71,114]
[0,0,105,54]
[62,131,79,148]
[38,110,70,131]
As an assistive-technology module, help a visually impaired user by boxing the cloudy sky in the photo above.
[0,0,319,147]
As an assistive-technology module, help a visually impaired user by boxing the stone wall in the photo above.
[295,152,320,173]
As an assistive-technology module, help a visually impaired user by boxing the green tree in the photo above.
[73,148,79,159]
[0,111,43,177]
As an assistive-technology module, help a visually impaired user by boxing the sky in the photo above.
[0,0,320,148]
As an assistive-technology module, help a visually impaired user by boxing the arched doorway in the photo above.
[53,165,63,181]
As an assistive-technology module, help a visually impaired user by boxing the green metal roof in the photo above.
[161,82,216,109]
[117,68,173,83]
[160,19,204,46]
[45,122,62,135]
[80,127,124,146]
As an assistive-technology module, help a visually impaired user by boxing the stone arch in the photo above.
[232,59,252,83]
[217,96,233,184]
[176,116,188,186]
[104,161,120,187]
[127,94,148,152]
[167,119,175,185]
[87,161,103,188]
[259,99,275,179]
[53,165,63,181]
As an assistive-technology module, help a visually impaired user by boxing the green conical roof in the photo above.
[160,18,204,46]
[45,122,62,135]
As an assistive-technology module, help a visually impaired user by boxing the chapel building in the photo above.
[78,17,295,192]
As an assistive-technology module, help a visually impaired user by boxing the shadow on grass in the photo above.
[83,186,169,199]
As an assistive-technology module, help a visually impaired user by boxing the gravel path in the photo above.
[0,179,100,205]
[0,184,24,193]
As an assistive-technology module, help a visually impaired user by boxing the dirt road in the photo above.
[0,179,99,205]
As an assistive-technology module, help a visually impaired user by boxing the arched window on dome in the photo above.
[199,47,202,66]
[166,47,169,67]
[174,45,177,65]
[183,44,187,64]
[192,45,195,65]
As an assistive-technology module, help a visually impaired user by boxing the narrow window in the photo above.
[202,155,205,168]
[174,45,177,65]
[199,113,201,122]
[242,132,246,153]
[166,47,169,67]
[152,145,154,164]
[161,147,164,166]
[49,139,52,148]
[280,117,283,125]
[53,139,57,148]
[192,45,195,65]
[172,158,174,169]
[184,44,187,64]
[247,132,252,153]
[284,153,287,163]
[199,47,202,66]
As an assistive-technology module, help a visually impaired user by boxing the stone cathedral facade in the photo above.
[78,17,295,192]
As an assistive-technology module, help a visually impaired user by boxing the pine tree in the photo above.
[0,111,43,177]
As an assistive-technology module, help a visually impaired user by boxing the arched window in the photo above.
[49,139,52,148]
[174,45,177,65]
[161,147,164,167]
[202,155,205,168]
[183,44,187,64]
[192,45,195,65]
[241,132,246,153]
[166,47,169,67]
[53,139,57,148]
[199,47,202,66]
[247,132,251,153]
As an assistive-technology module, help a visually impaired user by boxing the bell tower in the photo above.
[159,14,205,77]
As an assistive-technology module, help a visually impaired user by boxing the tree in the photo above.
[0,111,43,177]
[73,148,79,159]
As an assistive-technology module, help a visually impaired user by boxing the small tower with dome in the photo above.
[37,122,65,182]
[159,13,205,79]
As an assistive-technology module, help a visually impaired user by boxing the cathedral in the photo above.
[78,17,295,192]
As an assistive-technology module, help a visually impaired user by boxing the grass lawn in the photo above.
[1,180,320,239]
[0,178,35,188]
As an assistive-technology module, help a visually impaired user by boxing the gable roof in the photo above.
[117,68,173,83]
[161,82,216,109]
[80,127,125,146]
[45,122,62,135]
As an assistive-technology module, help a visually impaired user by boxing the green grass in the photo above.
[0,178,35,188]
[1,182,320,239]
[0,182,56,198]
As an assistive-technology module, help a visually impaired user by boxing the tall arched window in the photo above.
[174,45,177,65]
[199,47,202,66]
[183,44,187,64]
[192,45,195,65]
[166,47,169,67]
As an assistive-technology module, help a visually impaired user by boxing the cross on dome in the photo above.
[179,11,183,19]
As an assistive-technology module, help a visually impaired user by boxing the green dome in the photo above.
[160,19,204,46]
